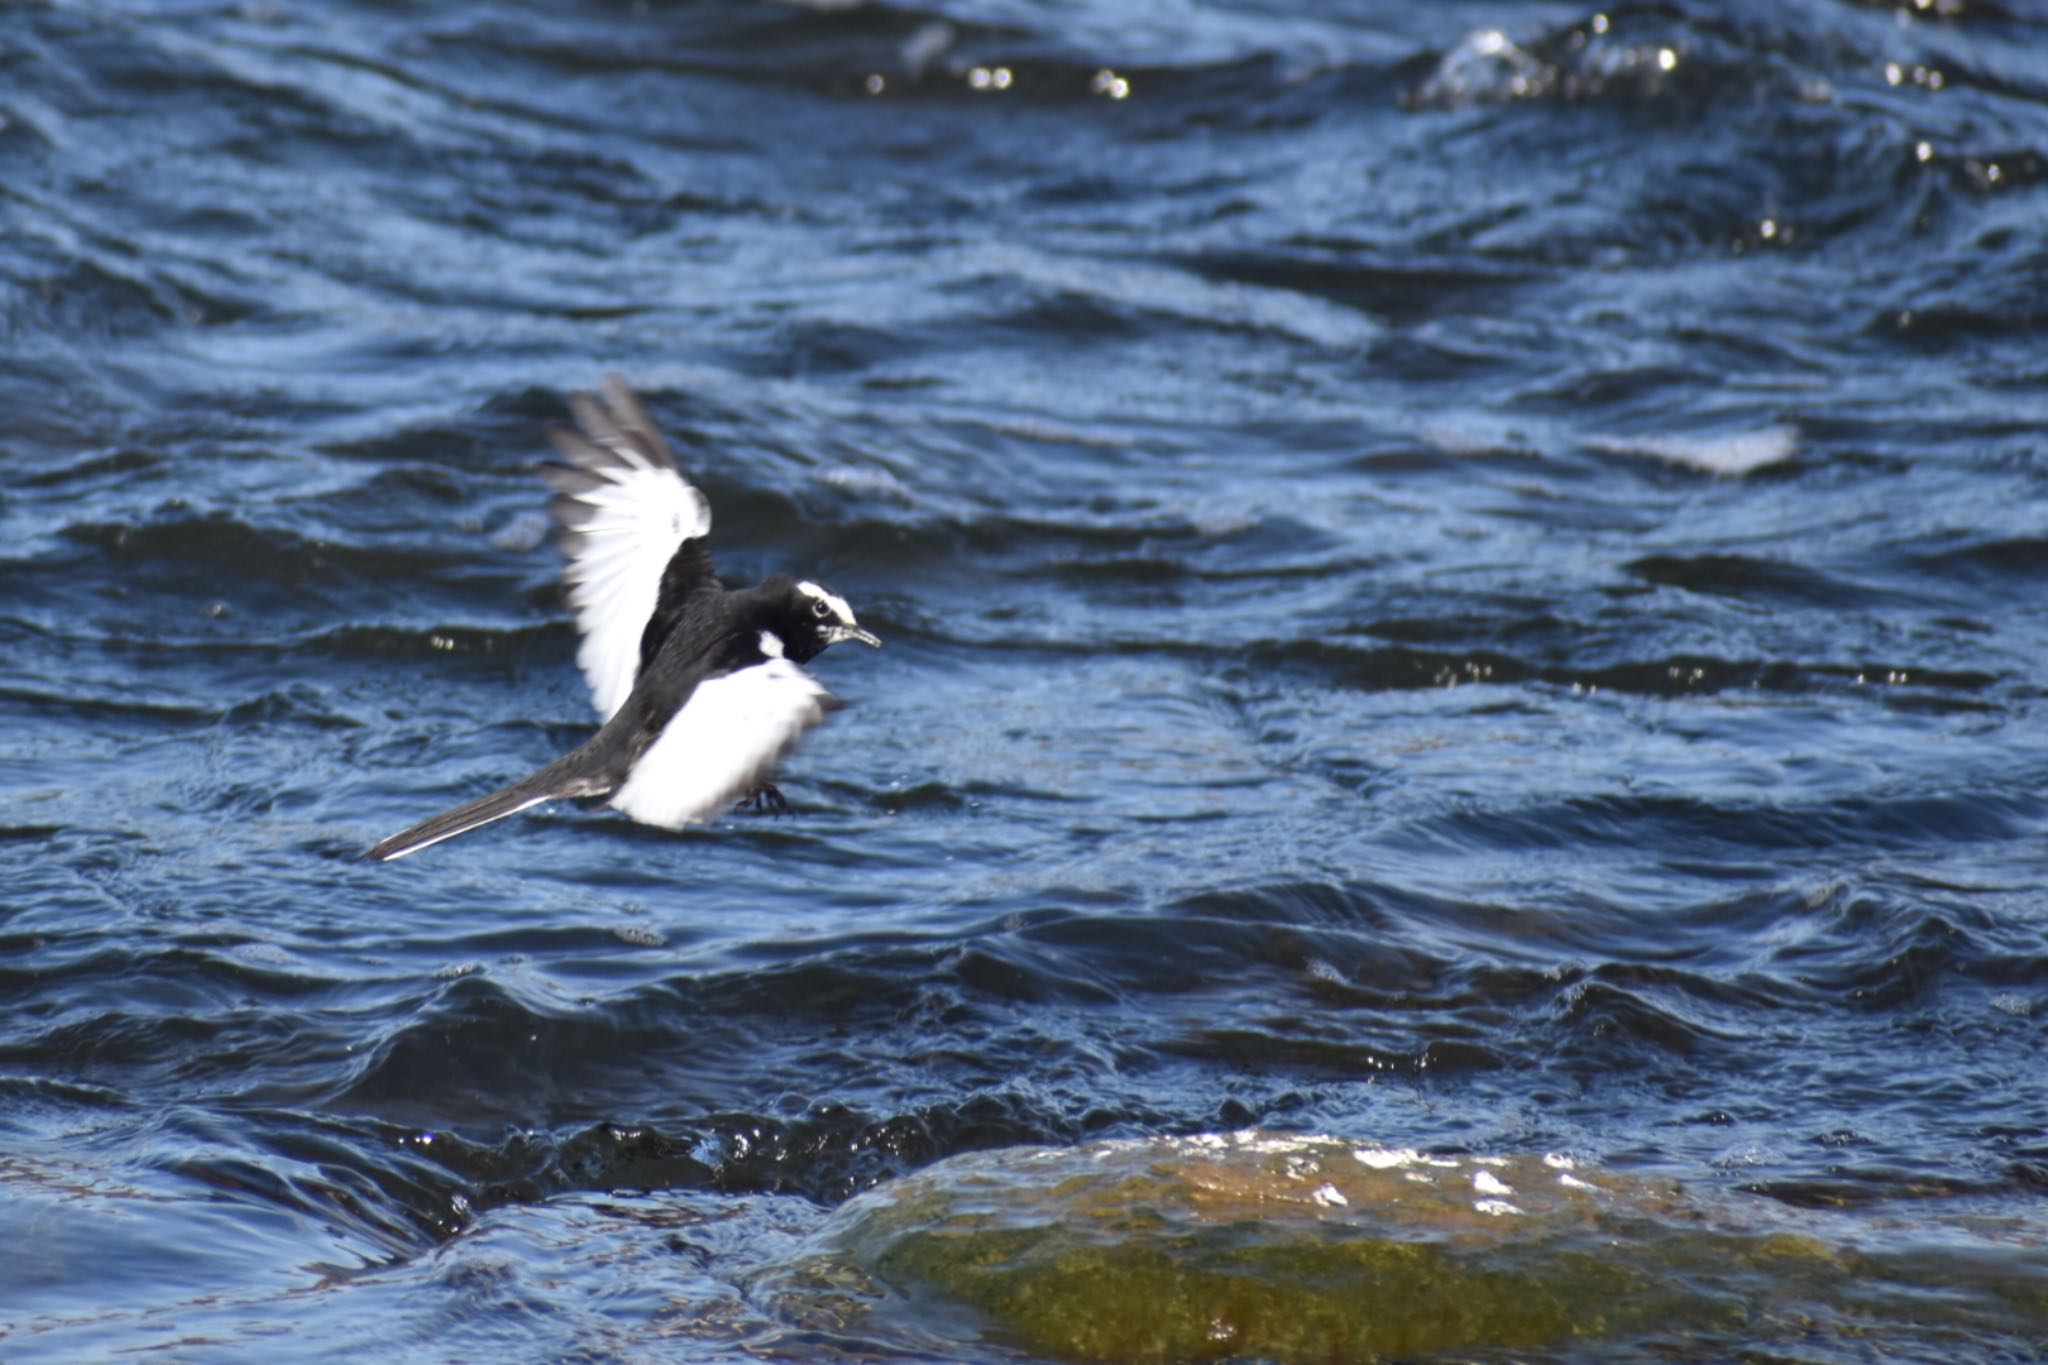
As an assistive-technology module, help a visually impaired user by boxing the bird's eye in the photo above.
[811,599,832,619]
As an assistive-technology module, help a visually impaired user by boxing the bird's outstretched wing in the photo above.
[543,378,715,721]
[609,657,843,828]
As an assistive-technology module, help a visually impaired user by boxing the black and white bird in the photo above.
[366,378,880,862]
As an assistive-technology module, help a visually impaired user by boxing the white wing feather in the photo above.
[547,383,712,721]
[562,468,706,720]
[608,660,837,828]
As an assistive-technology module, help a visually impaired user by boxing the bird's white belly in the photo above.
[609,659,836,829]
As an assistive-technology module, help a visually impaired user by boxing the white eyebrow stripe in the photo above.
[795,580,856,626]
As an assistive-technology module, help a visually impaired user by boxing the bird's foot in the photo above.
[742,784,790,816]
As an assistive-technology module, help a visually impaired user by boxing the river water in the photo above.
[4,0,2047,1359]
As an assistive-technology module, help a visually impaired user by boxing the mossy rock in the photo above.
[759,1132,2048,1363]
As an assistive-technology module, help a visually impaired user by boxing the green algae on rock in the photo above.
[758,1131,2048,1363]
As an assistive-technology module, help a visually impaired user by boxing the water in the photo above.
[3,0,2047,1358]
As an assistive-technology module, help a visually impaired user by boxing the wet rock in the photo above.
[759,1131,2048,1362]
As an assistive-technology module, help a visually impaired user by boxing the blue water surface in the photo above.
[3,0,2047,1359]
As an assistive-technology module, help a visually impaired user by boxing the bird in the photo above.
[365,378,880,861]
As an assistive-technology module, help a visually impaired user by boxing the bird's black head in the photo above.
[757,576,881,664]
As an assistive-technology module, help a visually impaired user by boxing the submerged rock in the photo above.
[759,1131,2048,1362]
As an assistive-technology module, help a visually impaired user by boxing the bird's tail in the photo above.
[365,753,612,862]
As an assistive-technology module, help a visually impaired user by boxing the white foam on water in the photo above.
[1585,425,1798,476]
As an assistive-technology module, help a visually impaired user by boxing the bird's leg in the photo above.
[742,784,790,816]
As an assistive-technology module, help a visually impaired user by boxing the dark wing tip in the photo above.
[556,376,680,474]
[600,375,675,458]
[546,426,618,473]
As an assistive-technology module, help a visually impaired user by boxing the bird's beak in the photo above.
[832,624,882,649]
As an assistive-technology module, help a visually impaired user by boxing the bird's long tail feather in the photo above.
[365,754,611,861]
